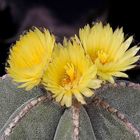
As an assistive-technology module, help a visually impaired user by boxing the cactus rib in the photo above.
[1,95,48,139]
[92,95,140,140]
[97,81,140,93]
[72,101,81,140]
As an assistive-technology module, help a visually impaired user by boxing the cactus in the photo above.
[0,75,140,140]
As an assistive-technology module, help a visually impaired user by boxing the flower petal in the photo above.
[81,88,94,97]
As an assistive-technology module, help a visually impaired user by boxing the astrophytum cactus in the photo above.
[0,75,140,140]
[1,22,140,140]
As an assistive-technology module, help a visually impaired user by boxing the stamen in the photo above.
[64,63,75,81]
[97,50,108,64]
[61,63,76,88]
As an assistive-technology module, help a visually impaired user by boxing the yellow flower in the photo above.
[7,28,55,90]
[42,40,102,107]
[78,22,140,83]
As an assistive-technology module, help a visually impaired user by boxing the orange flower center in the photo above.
[61,63,78,89]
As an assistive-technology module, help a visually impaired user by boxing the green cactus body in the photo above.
[0,75,140,140]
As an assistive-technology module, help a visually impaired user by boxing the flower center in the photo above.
[97,50,108,64]
[61,63,77,89]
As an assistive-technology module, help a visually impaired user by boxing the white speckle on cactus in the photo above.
[4,128,11,136]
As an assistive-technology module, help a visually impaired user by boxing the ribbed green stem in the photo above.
[92,95,140,140]
[1,95,48,139]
